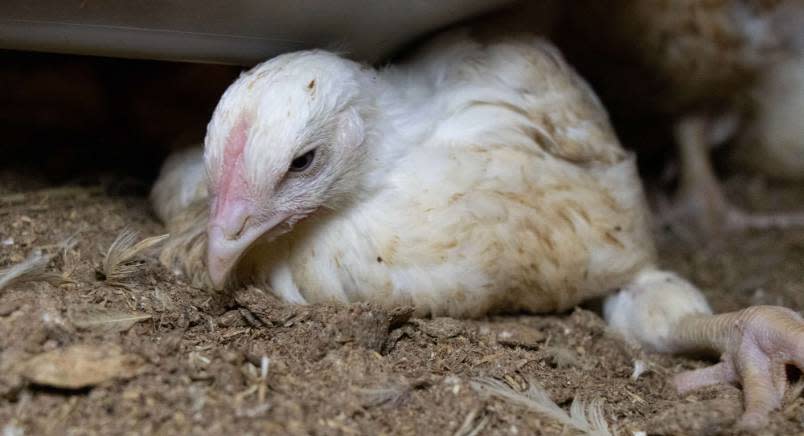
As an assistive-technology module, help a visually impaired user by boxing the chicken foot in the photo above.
[606,269,804,430]
[671,306,804,430]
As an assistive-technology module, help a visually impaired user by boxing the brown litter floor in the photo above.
[1,168,802,435]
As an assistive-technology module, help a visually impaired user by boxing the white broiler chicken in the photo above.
[152,29,804,429]
[734,56,804,179]
[560,0,804,236]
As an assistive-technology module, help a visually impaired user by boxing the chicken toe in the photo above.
[671,306,804,430]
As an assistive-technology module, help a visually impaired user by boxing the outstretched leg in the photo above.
[606,269,804,430]
[667,115,804,236]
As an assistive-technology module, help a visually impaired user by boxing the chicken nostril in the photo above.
[230,215,252,240]
[210,197,256,242]
[215,215,252,241]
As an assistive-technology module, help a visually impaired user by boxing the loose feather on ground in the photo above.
[470,377,613,436]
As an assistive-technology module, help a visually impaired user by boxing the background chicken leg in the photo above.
[669,115,804,236]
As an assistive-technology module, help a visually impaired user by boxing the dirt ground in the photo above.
[0,164,802,436]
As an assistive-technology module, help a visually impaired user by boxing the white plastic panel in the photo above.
[0,0,513,64]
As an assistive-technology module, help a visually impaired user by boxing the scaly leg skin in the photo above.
[606,269,804,430]
[667,115,804,237]
[671,307,804,430]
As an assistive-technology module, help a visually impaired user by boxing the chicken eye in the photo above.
[289,149,315,172]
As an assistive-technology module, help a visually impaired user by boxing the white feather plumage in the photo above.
[150,26,737,367]
[155,30,659,317]
[736,56,804,180]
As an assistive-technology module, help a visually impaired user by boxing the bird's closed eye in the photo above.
[289,149,316,172]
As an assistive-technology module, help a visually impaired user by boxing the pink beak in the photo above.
[206,196,288,290]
